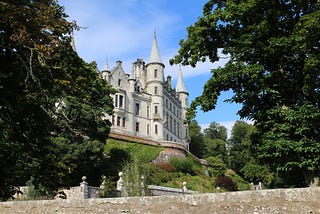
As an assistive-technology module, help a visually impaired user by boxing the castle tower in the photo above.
[146,32,165,141]
[101,56,110,82]
[176,66,189,142]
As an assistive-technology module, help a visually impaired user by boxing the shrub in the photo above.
[206,156,227,176]
[169,157,195,175]
[215,175,237,191]
[157,163,176,172]
[99,176,116,198]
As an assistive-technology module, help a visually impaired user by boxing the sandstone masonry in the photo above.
[1,187,320,213]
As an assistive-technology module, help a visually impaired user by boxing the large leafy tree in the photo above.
[203,122,227,160]
[0,0,114,200]
[229,121,273,186]
[228,121,254,172]
[188,120,205,158]
[171,0,320,186]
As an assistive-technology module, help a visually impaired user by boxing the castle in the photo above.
[101,33,189,148]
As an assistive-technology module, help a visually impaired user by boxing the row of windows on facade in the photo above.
[112,114,180,136]
[112,115,180,142]
[114,94,182,119]
[111,116,159,135]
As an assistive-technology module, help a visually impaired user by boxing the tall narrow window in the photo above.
[155,124,158,134]
[117,116,121,126]
[154,69,158,78]
[119,95,124,108]
[154,86,158,95]
[115,95,118,107]
[135,103,140,115]
[122,117,126,127]
[147,124,150,135]
[118,79,121,86]
[147,106,150,118]
[136,122,140,132]
[154,106,158,115]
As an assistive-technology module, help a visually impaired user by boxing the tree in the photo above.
[228,121,254,172]
[203,122,227,161]
[171,0,320,187]
[188,120,205,158]
[0,0,114,200]
[203,122,227,141]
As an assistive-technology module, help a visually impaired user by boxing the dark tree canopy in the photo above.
[171,0,320,186]
[0,0,114,200]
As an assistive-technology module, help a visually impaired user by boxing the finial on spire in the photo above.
[103,54,109,71]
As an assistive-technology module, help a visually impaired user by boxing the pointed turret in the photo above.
[176,66,188,93]
[103,55,109,71]
[147,32,163,65]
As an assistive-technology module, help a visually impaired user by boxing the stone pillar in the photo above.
[80,176,88,199]
[100,176,107,190]
[182,181,188,194]
[117,172,125,197]
[141,175,145,196]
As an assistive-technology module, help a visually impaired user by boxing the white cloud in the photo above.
[60,0,229,80]
[163,49,230,80]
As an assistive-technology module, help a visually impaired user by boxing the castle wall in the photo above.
[2,187,320,213]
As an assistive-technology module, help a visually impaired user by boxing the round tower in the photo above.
[176,66,189,144]
[146,32,165,141]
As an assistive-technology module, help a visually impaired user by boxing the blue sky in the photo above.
[59,0,248,136]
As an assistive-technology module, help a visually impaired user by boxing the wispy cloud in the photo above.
[60,0,224,80]
[60,0,181,70]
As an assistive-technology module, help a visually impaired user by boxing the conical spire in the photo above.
[176,65,188,93]
[148,31,162,64]
[103,54,109,71]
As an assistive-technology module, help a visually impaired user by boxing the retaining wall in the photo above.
[1,187,320,213]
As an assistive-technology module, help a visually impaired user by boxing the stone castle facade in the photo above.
[101,33,189,148]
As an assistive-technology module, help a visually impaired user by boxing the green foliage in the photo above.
[206,156,227,176]
[99,177,117,198]
[203,138,227,160]
[203,122,227,141]
[25,177,51,200]
[122,157,149,197]
[169,157,195,175]
[225,169,250,191]
[241,161,274,186]
[201,122,228,163]
[171,0,320,186]
[188,120,205,158]
[105,139,163,163]
[0,0,115,200]
[228,121,256,173]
